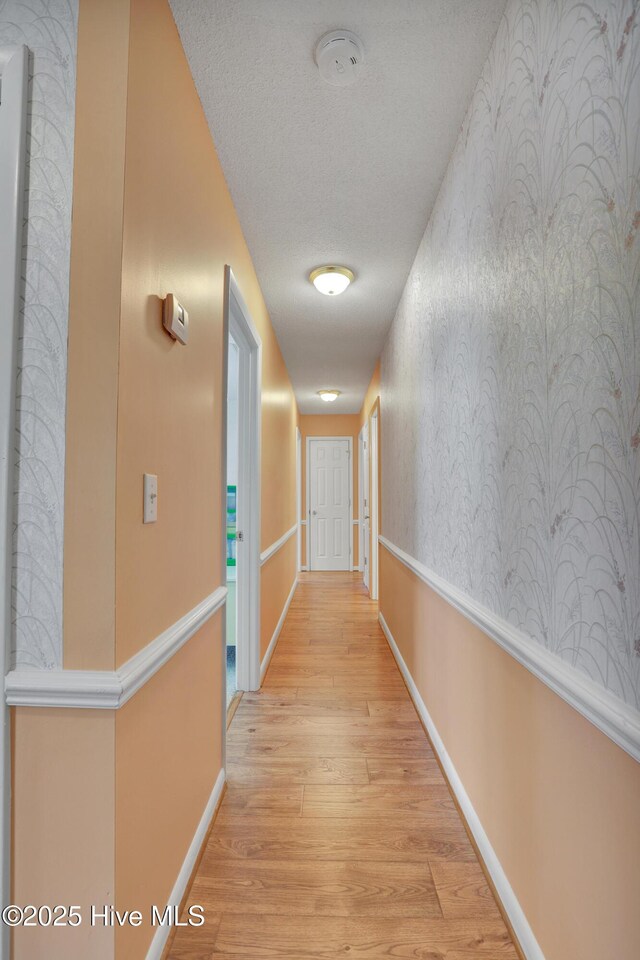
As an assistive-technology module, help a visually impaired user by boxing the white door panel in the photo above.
[317,518,327,559]
[370,411,379,601]
[362,424,370,590]
[309,438,350,571]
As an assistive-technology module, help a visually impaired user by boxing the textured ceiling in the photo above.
[170,0,507,413]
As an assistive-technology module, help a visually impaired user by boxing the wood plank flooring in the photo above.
[169,572,518,960]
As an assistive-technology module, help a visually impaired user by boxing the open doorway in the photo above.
[296,427,302,572]
[226,336,239,707]
[360,423,370,590]
[223,267,262,712]
[370,408,379,601]
[359,412,379,599]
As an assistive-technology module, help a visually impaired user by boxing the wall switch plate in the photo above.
[143,474,158,523]
[162,293,189,345]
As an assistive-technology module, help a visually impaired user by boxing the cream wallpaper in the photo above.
[0,1,78,668]
[382,0,640,711]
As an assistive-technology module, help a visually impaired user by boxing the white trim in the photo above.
[120,587,226,705]
[1,48,30,956]
[221,271,231,769]
[260,523,297,566]
[145,767,225,960]
[5,587,227,709]
[306,436,353,572]
[379,536,640,763]
[296,427,302,573]
[378,611,544,960]
[260,577,298,682]
[358,425,365,575]
[226,267,262,692]
[361,421,370,590]
[369,409,379,600]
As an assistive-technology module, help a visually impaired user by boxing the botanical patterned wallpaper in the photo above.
[0,1,78,668]
[382,0,640,712]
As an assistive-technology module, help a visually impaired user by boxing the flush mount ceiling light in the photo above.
[317,390,341,403]
[309,265,355,296]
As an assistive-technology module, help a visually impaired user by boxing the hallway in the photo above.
[169,573,518,959]
[3,3,638,957]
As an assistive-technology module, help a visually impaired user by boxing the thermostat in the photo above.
[162,293,189,345]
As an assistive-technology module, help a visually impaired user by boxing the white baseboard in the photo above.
[145,767,225,960]
[260,577,298,682]
[378,611,545,960]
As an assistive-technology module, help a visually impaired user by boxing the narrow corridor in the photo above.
[169,573,519,958]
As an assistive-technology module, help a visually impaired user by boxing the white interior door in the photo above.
[309,438,351,571]
[370,410,379,601]
[296,427,302,572]
[358,427,365,573]
[362,424,370,590]
[225,267,261,693]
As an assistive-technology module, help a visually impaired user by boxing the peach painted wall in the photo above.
[112,0,297,955]
[65,0,298,672]
[115,0,298,666]
[12,709,116,960]
[13,1,298,957]
[359,360,380,430]
[261,329,299,555]
[12,6,126,958]
[115,619,223,960]
[379,544,640,960]
[115,0,224,665]
[300,414,360,568]
[260,536,297,661]
[63,0,131,672]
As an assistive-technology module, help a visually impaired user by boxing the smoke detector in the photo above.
[315,30,365,87]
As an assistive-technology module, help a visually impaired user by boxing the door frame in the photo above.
[223,266,262,694]
[370,408,379,601]
[357,426,365,573]
[305,436,353,572]
[0,45,28,957]
[361,421,370,591]
[296,427,302,572]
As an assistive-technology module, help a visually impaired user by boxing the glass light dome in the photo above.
[309,266,354,296]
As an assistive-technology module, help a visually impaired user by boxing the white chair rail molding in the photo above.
[5,587,227,709]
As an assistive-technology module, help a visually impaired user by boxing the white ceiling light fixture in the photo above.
[315,30,365,87]
[317,390,341,403]
[309,265,355,296]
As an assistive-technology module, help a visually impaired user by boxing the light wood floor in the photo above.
[169,572,519,959]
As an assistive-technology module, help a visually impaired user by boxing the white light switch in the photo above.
[143,474,158,523]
